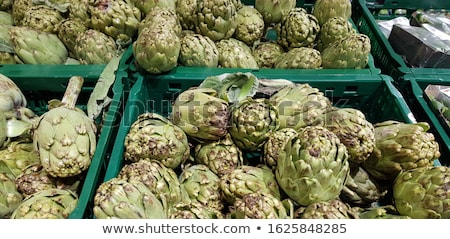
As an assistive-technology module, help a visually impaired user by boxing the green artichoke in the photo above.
[10,188,78,219]
[229,97,280,152]
[233,6,265,46]
[22,5,64,33]
[274,47,322,69]
[312,0,352,26]
[117,159,190,208]
[194,133,244,177]
[321,107,375,163]
[228,192,292,219]
[0,10,13,25]
[262,128,299,170]
[252,41,285,68]
[317,17,356,52]
[358,205,412,219]
[216,38,259,69]
[0,52,15,64]
[220,165,281,204]
[169,201,224,219]
[362,121,440,181]
[89,0,142,45]
[269,83,332,131]
[176,0,197,31]
[340,165,387,206]
[0,140,40,179]
[179,164,223,211]
[276,7,320,49]
[33,76,97,178]
[57,18,88,56]
[132,0,176,16]
[321,33,371,69]
[68,0,94,27]
[11,0,33,25]
[123,113,190,169]
[74,29,118,64]
[139,7,181,36]
[0,0,12,11]
[255,0,296,24]
[93,177,167,219]
[294,199,359,219]
[275,126,350,206]
[0,173,23,218]
[9,26,68,64]
[171,88,229,142]
[179,33,219,67]
[15,163,81,197]
[133,25,181,74]
[393,166,450,219]
[195,0,237,41]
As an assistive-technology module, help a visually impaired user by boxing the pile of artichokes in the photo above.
[129,0,371,74]
[0,0,131,64]
[93,72,448,219]
[0,73,99,218]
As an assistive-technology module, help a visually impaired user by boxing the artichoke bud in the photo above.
[294,199,360,219]
[229,192,292,219]
[22,5,64,33]
[74,29,117,64]
[321,33,371,69]
[171,88,229,142]
[33,76,97,178]
[252,41,285,68]
[216,38,259,69]
[274,47,322,69]
[317,16,356,52]
[0,172,23,218]
[57,18,88,55]
[255,0,296,25]
[169,201,224,219]
[276,7,320,49]
[233,6,265,46]
[133,0,176,16]
[176,0,198,31]
[312,0,352,26]
[139,7,181,36]
[179,33,219,67]
[195,0,237,41]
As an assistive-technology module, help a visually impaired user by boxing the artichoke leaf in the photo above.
[87,53,122,120]
[6,118,32,138]
[198,72,259,103]
[32,0,71,12]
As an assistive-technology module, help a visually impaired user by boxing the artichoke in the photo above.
[10,188,78,219]
[340,165,387,206]
[22,5,64,33]
[132,0,176,16]
[15,163,80,197]
[393,166,450,219]
[275,126,350,206]
[139,7,181,36]
[294,199,359,219]
[252,41,285,68]
[9,26,68,65]
[255,0,296,25]
[195,0,237,41]
[171,88,229,142]
[321,107,376,163]
[276,7,320,49]
[133,24,181,74]
[33,76,97,178]
[317,17,356,52]
[220,165,281,204]
[68,0,94,27]
[57,18,89,56]
[0,52,15,64]
[0,140,40,179]
[169,201,224,219]
[89,0,142,45]
[0,173,23,218]
[228,192,292,219]
[11,0,33,25]
[117,159,190,208]
[179,164,223,211]
[358,205,412,219]
[93,177,167,219]
[321,33,371,69]
[269,83,332,131]
[194,133,244,177]
[176,0,197,31]
[179,33,219,67]
[233,6,265,46]
[0,73,28,114]
[74,29,118,64]
[0,0,12,11]
[216,38,259,69]
[362,121,440,181]
[229,97,280,152]
[262,128,299,170]
[123,113,190,169]
[274,47,322,69]
[312,0,352,26]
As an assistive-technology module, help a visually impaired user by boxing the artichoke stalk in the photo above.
[33,76,97,178]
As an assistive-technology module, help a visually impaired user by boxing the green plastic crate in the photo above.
[402,75,450,166]
[352,0,450,79]
[0,67,127,219]
[103,72,439,187]
[122,0,380,77]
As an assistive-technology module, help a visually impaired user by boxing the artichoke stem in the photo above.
[61,76,84,110]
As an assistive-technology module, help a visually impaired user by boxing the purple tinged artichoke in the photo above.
[275,126,350,206]
[171,88,229,142]
[229,192,293,219]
